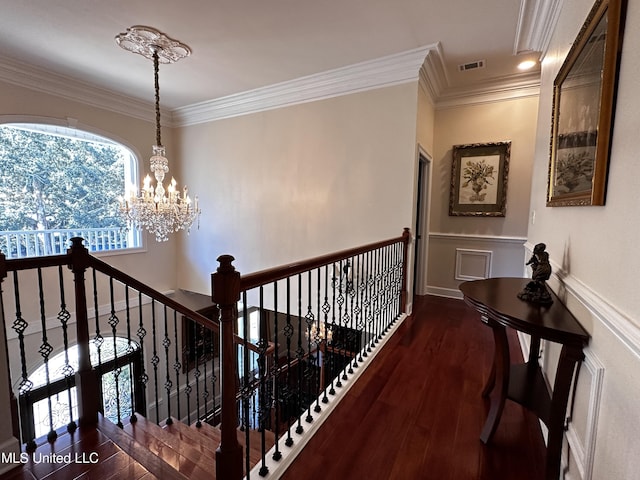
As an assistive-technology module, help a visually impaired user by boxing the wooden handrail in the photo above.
[89,255,273,354]
[0,242,272,353]
[87,255,220,334]
[1,253,70,272]
[240,228,411,291]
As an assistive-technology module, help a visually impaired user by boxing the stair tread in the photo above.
[123,417,216,473]
[190,421,221,443]
[98,415,188,480]
[72,450,152,480]
[191,421,276,453]
[161,419,218,456]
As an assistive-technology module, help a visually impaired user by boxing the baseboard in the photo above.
[425,285,463,299]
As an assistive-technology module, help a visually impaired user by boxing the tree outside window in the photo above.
[0,124,140,257]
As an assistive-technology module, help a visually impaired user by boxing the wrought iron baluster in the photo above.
[381,246,388,331]
[257,285,270,476]
[91,268,104,400]
[134,291,148,423]
[294,273,304,434]
[57,266,76,434]
[108,277,123,428]
[12,271,36,450]
[283,277,294,447]
[337,259,348,383]
[150,300,160,424]
[162,305,173,425]
[395,241,402,316]
[241,292,251,478]
[183,318,192,425]
[366,250,375,354]
[321,265,331,402]
[373,247,382,344]
[382,245,391,332]
[271,281,282,461]
[193,319,202,427]
[124,286,135,418]
[329,263,338,393]
[209,324,217,424]
[36,268,57,443]
[173,310,182,422]
[362,250,371,358]
[313,268,322,413]
[388,243,397,326]
[202,322,209,424]
[304,270,315,424]
[355,253,364,365]
[343,257,354,375]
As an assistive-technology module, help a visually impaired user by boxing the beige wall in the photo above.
[174,83,420,294]
[528,0,640,478]
[426,95,539,296]
[416,82,435,154]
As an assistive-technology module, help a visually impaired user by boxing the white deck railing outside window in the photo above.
[0,227,138,259]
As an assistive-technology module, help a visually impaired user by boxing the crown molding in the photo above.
[172,44,436,126]
[0,38,540,128]
[419,42,448,104]
[434,72,540,109]
[418,43,540,109]
[0,54,166,125]
[514,0,564,57]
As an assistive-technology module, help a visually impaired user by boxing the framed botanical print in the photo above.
[547,0,626,206]
[449,141,510,217]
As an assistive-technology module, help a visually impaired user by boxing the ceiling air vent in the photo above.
[458,60,485,72]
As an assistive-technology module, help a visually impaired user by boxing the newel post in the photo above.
[0,252,22,470]
[67,237,100,427]
[400,227,411,313]
[212,255,243,480]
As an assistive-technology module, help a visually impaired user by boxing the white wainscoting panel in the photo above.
[454,248,492,281]
[564,348,604,480]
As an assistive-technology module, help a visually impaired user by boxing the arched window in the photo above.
[22,337,143,439]
[0,123,141,258]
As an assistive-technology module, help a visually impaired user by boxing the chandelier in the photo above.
[116,26,200,242]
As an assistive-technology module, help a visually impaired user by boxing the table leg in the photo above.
[481,314,496,398]
[481,357,496,398]
[545,344,583,480]
[480,324,510,444]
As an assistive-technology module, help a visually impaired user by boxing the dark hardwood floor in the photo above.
[0,294,545,480]
[281,295,546,480]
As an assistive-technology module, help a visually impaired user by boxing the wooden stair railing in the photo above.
[212,228,411,479]
[1,228,410,480]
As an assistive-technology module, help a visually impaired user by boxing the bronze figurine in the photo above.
[518,243,553,305]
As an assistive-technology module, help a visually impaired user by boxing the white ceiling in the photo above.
[0,0,549,112]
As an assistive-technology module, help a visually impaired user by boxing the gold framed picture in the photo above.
[547,0,626,206]
[449,142,510,217]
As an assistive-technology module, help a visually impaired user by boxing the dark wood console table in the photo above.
[460,277,589,480]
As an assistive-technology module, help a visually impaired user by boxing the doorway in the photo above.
[413,148,431,296]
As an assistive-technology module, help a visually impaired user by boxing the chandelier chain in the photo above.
[153,49,162,148]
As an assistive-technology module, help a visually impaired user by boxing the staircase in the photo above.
[1,415,275,480]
